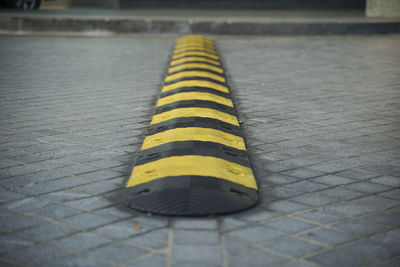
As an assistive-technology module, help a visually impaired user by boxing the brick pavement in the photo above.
[0,35,399,266]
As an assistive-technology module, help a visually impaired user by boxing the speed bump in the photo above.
[122,35,258,216]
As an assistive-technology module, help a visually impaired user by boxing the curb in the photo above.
[1,16,400,35]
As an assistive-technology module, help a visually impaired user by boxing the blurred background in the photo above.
[1,0,399,18]
[42,0,367,10]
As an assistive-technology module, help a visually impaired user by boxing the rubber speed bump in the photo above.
[122,35,258,216]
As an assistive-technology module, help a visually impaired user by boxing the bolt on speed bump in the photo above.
[122,35,259,216]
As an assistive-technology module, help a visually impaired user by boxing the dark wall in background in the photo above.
[120,0,366,9]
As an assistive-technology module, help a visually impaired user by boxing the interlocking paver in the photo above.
[265,236,323,257]
[1,35,399,266]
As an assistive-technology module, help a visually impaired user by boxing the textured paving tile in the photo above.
[1,35,400,266]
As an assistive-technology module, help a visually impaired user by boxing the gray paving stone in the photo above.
[227,226,282,243]
[268,200,310,213]
[332,219,389,237]
[266,236,323,257]
[173,219,218,230]
[53,232,111,251]
[96,205,134,219]
[46,176,95,188]
[174,230,219,245]
[18,223,78,242]
[0,214,46,233]
[229,248,289,267]
[62,212,116,229]
[380,189,400,201]
[364,212,400,228]
[335,169,379,180]
[173,244,222,263]
[5,197,53,213]
[56,165,98,175]
[371,176,400,187]
[312,175,354,185]
[307,248,371,267]
[235,208,281,223]
[94,220,153,239]
[77,182,120,194]
[43,189,92,202]
[126,254,166,267]
[31,204,82,220]
[345,182,392,194]
[128,230,169,249]
[220,218,248,233]
[4,244,71,266]
[88,242,148,263]
[372,229,400,247]
[318,187,365,200]
[328,195,399,216]
[343,240,400,260]
[21,170,68,182]
[301,228,354,246]
[291,193,338,206]
[0,234,35,253]
[264,218,317,234]
[295,210,346,224]
[51,256,109,267]
[0,191,25,203]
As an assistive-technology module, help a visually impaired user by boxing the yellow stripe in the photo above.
[174,45,215,51]
[172,51,219,60]
[168,63,223,74]
[177,40,213,45]
[157,92,233,107]
[170,57,220,66]
[165,71,226,83]
[178,34,212,40]
[162,80,229,94]
[127,155,257,189]
[151,107,239,126]
[174,48,217,55]
[141,127,245,151]
[178,36,213,43]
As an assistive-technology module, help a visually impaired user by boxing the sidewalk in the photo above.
[0,8,399,35]
[0,34,399,266]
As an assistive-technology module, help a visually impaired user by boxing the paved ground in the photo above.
[0,34,399,266]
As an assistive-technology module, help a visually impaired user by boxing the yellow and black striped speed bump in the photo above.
[122,35,259,216]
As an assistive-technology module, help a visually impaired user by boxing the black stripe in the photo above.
[155,100,235,115]
[168,68,224,77]
[164,77,226,86]
[160,87,230,99]
[172,54,220,62]
[148,117,242,137]
[136,140,250,167]
[170,60,221,68]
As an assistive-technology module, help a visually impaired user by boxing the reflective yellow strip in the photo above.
[172,51,219,60]
[157,92,233,107]
[174,48,217,55]
[162,80,229,94]
[142,127,245,151]
[168,63,223,74]
[178,36,213,43]
[170,57,220,66]
[177,40,213,46]
[151,107,239,126]
[127,155,257,189]
[174,45,215,51]
[165,71,226,83]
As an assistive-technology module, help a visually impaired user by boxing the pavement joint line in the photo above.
[122,34,259,216]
